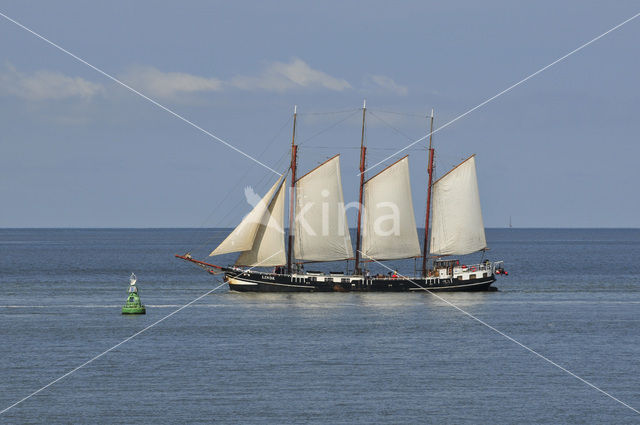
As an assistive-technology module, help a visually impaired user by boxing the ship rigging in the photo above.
[177,103,506,292]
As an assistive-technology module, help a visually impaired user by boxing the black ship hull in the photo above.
[224,269,496,293]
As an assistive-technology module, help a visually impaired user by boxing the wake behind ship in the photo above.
[177,103,507,292]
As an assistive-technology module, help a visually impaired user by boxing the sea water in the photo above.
[0,228,639,424]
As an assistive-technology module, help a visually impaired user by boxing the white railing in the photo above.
[454,260,503,275]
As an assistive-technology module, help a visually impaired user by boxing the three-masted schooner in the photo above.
[177,103,506,292]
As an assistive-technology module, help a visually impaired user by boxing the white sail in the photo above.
[430,155,487,256]
[209,176,283,257]
[362,156,421,260]
[236,179,286,267]
[294,155,353,261]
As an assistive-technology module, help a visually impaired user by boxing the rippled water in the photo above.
[1,229,639,423]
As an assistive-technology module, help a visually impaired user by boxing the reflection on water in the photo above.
[224,290,495,314]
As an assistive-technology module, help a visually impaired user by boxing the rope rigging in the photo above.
[296,109,361,147]
[296,107,360,116]
[187,115,293,254]
[368,110,421,144]
[368,108,427,118]
[188,153,291,255]
[187,105,436,256]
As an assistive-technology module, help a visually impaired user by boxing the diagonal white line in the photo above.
[0,11,282,177]
[0,249,282,415]
[361,11,640,175]
[0,281,225,415]
[357,251,640,415]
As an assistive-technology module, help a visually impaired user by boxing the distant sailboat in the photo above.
[509,216,513,228]
[177,104,507,292]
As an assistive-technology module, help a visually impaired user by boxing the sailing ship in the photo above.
[177,103,506,292]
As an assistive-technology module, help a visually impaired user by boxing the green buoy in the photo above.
[122,273,146,314]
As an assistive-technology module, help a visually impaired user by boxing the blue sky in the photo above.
[1,1,639,227]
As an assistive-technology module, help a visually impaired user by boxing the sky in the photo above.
[0,1,639,228]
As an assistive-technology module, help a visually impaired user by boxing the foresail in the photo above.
[294,155,353,261]
[362,156,421,260]
[236,179,286,267]
[209,176,284,257]
[430,155,487,256]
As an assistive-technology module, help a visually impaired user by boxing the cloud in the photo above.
[1,59,351,103]
[363,74,408,96]
[231,58,351,92]
[119,66,223,98]
[120,60,349,97]
[0,65,104,100]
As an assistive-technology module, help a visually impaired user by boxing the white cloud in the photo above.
[363,74,408,96]
[0,65,104,100]
[119,66,223,98]
[1,59,352,103]
[231,58,351,92]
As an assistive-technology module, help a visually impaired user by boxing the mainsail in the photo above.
[429,155,487,256]
[209,176,284,257]
[236,179,286,266]
[294,155,353,261]
[362,156,421,260]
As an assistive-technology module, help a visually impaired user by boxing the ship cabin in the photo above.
[433,259,497,281]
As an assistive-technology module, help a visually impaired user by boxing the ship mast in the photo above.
[287,105,298,274]
[354,100,367,275]
[422,109,435,277]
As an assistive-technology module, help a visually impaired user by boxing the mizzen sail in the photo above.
[429,155,487,256]
[362,156,421,260]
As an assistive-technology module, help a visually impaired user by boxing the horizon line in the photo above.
[2,227,640,230]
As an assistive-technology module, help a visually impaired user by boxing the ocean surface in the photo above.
[1,228,639,424]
